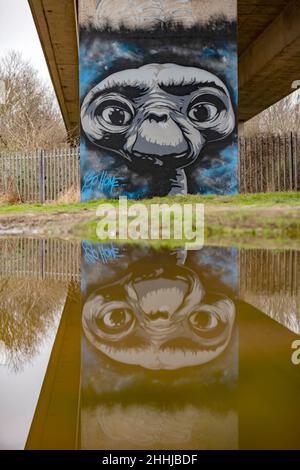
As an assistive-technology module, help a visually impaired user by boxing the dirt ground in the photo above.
[0,204,299,251]
[0,209,94,238]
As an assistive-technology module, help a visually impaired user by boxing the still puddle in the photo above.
[0,238,299,449]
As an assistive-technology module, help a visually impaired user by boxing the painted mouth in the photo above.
[129,150,191,165]
[95,342,229,370]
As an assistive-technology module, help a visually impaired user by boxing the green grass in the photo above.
[74,213,300,247]
[71,192,300,247]
[142,191,300,206]
[0,192,299,248]
[0,200,99,214]
[0,192,299,214]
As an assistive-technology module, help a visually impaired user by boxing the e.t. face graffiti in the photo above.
[81,64,235,195]
[80,1,238,199]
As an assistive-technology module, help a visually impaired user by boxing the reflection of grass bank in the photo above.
[73,193,300,249]
[0,192,299,248]
[74,207,300,250]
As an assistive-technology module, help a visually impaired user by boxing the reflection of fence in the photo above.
[239,133,300,193]
[239,249,300,333]
[0,148,80,203]
[239,249,299,296]
[0,238,80,282]
[0,238,299,331]
[0,240,299,293]
[0,238,298,306]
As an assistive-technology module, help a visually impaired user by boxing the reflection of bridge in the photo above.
[0,238,299,333]
[25,282,81,450]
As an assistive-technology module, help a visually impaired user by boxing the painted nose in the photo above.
[148,111,169,123]
[148,311,169,321]
[146,310,174,331]
[131,110,188,157]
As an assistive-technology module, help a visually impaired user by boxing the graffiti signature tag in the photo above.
[82,241,121,265]
[82,170,121,195]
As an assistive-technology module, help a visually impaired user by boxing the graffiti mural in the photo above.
[79,1,238,200]
[80,243,239,449]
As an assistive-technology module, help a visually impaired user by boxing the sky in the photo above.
[0,309,63,450]
[0,0,51,83]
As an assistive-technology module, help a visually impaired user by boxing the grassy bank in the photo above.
[0,192,299,247]
[67,192,300,247]
[0,192,299,214]
[74,201,300,248]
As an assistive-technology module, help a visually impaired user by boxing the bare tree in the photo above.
[0,50,67,152]
[245,89,300,137]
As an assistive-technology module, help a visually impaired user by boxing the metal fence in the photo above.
[0,147,80,203]
[0,134,300,202]
[239,133,300,193]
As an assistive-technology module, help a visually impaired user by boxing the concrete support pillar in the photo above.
[238,121,245,136]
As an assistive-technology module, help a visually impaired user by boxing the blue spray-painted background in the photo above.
[80,28,238,201]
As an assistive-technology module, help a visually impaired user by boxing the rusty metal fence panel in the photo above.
[239,133,299,193]
[0,147,80,203]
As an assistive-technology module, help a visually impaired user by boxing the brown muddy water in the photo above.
[0,238,299,450]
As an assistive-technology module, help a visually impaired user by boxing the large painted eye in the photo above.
[188,103,219,123]
[95,98,134,127]
[102,106,132,126]
[189,310,218,332]
[97,308,134,334]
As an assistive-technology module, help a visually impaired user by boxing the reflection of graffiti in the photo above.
[81,64,235,196]
[80,243,238,449]
[82,248,235,369]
